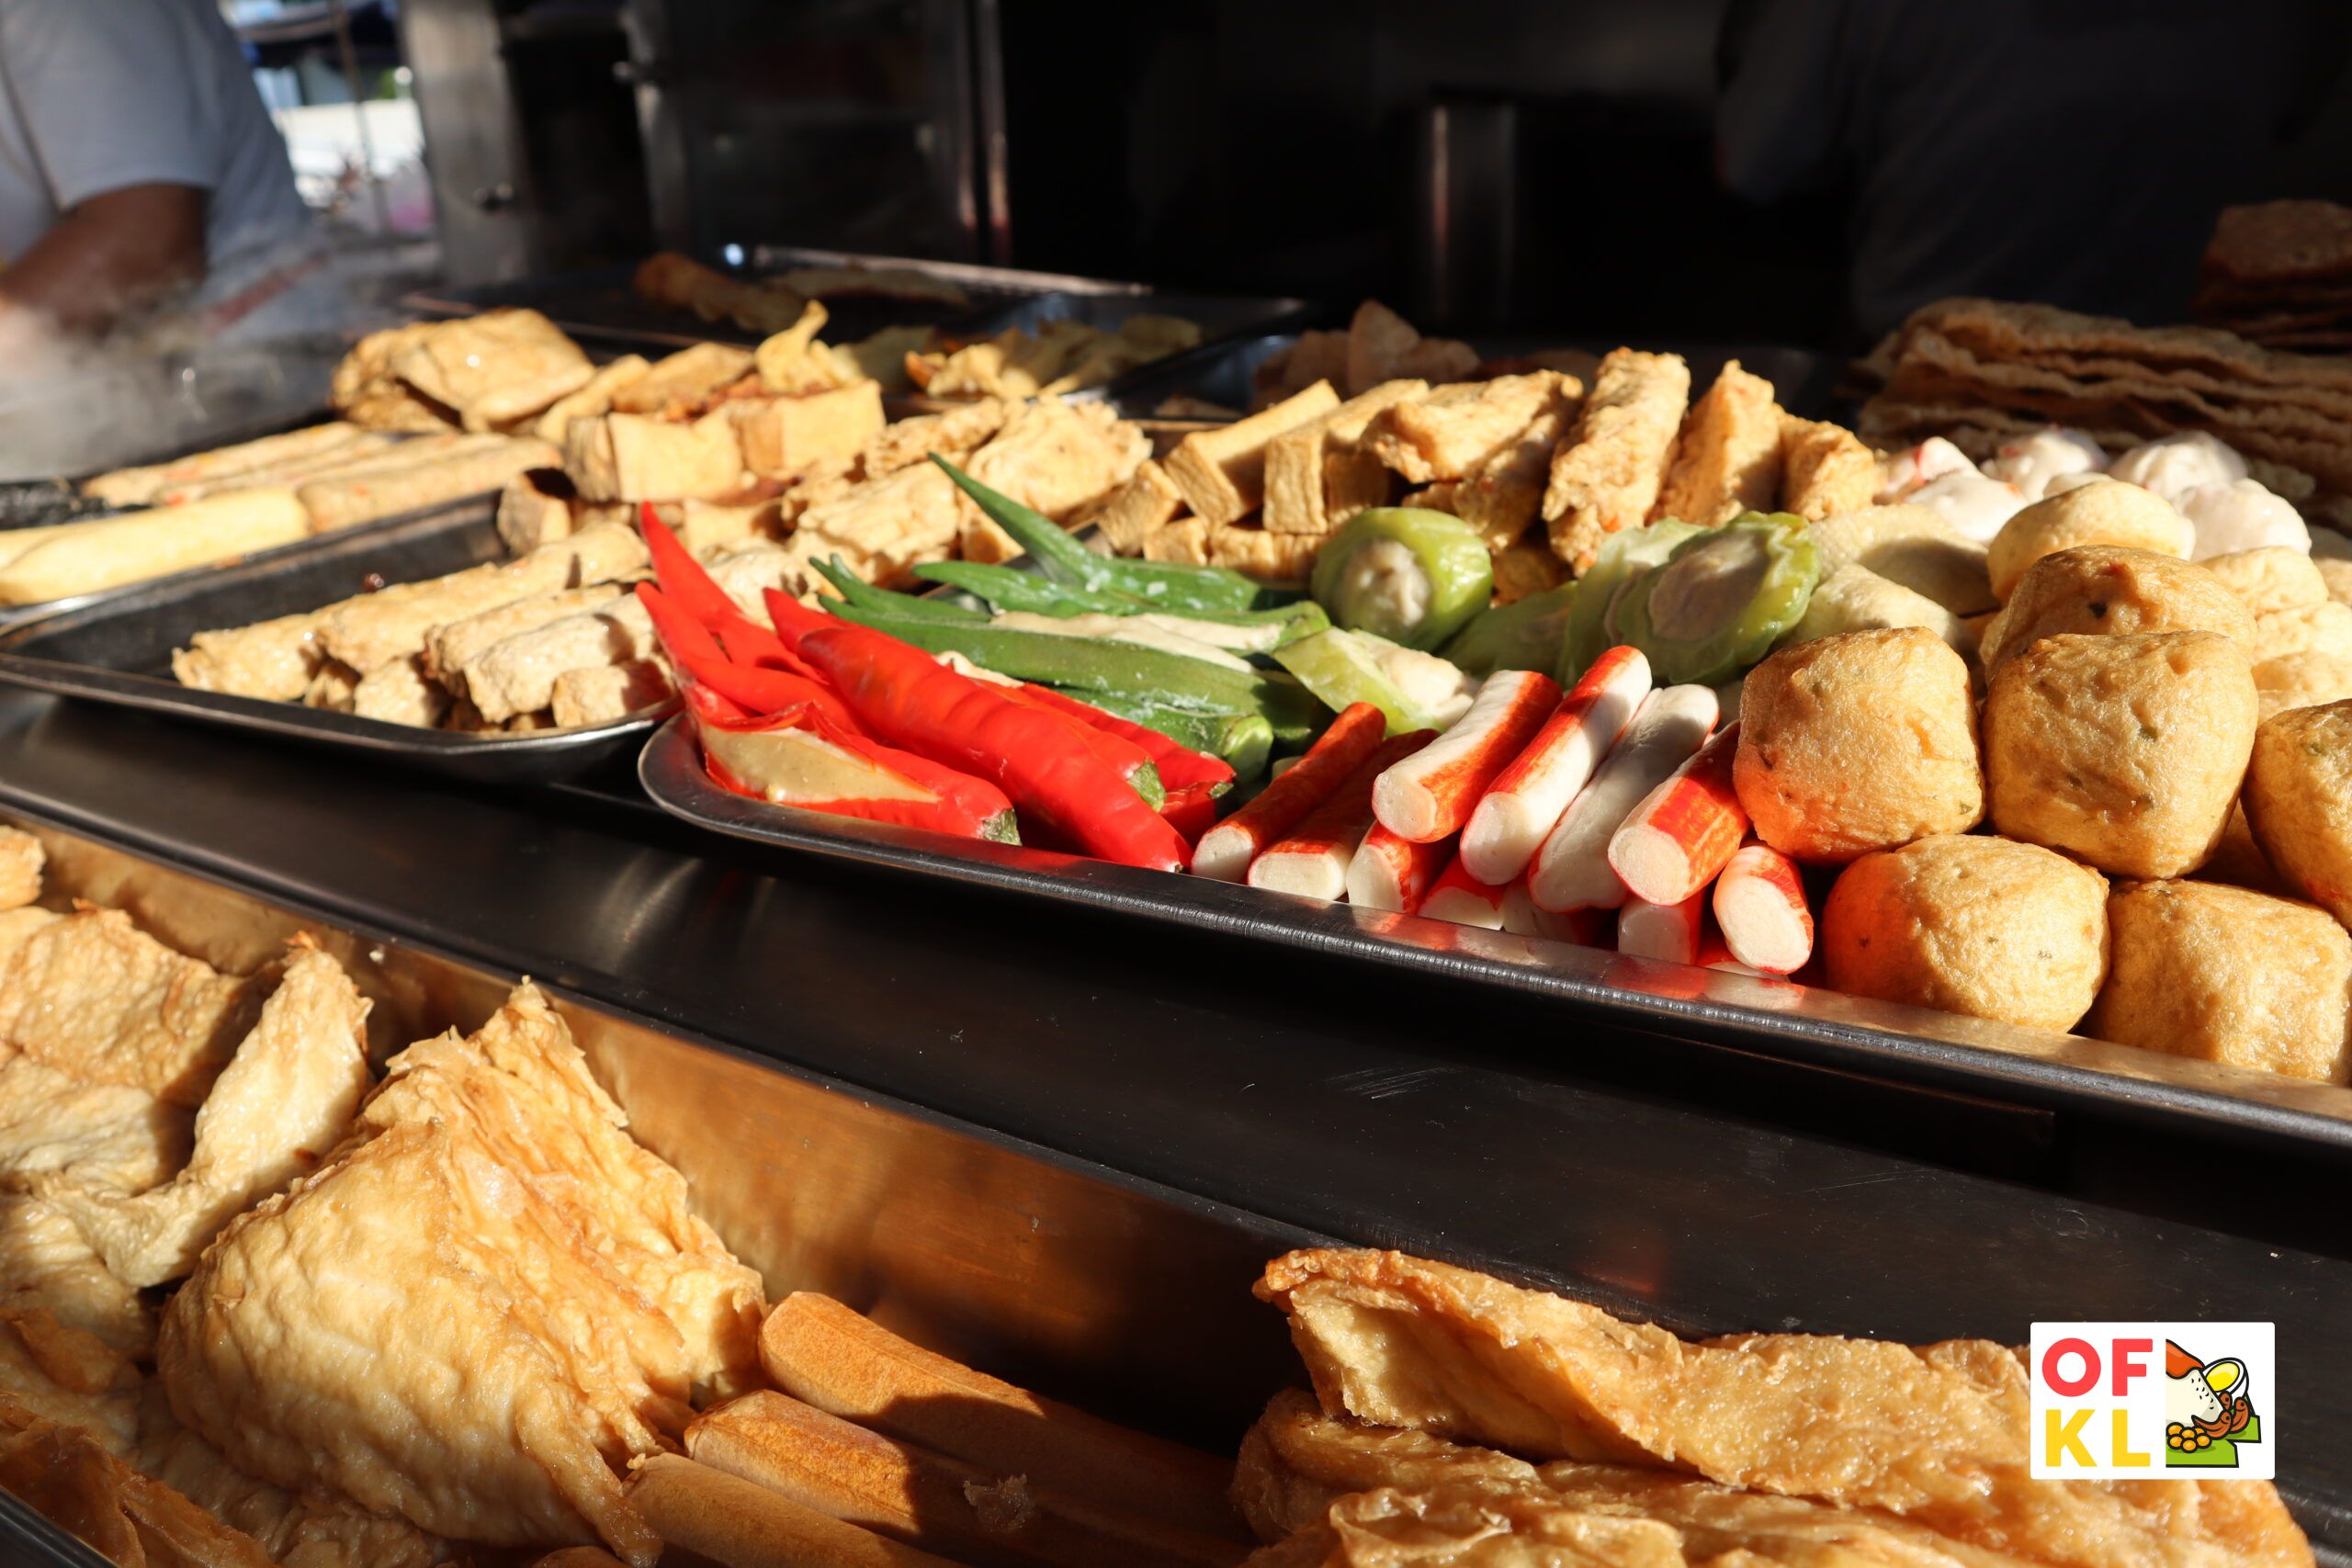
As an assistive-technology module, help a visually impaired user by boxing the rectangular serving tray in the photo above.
[0,502,665,784]
[637,714,2352,1160]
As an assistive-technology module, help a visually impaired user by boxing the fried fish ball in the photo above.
[1984,632,2256,878]
[2316,556,2352,605]
[1986,479,2192,601]
[1977,546,2250,671]
[2088,880,2352,1083]
[2244,699,2352,929]
[2255,650,2352,720]
[2244,599,2352,664]
[2201,546,2327,615]
[2199,807,2288,895]
[1821,835,2108,1032]
[1734,629,1983,863]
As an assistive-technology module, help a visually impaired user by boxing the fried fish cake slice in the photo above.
[1256,1249,2314,1568]
[1450,393,1581,553]
[1364,372,1575,487]
[1653,361,1782,525]
[1777,415,1879,521]
[1543,351,1690,572]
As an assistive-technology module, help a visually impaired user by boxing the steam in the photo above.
[0,232,394,485]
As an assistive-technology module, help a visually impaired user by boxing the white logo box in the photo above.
[2030,1322,2275,1481]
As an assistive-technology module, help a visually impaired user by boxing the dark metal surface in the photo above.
[0,504,662,784]
[638,716,2352,1163]
[1,694,2350,1557]
[1096,331,1838,422]
[400,246,1152,351]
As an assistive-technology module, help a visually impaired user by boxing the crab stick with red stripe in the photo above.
[1461,647,1651,886]
[1528,685,1719,913]
[1617,892,1706,964]
[1419,852,1507,929]
[1606,723,1747,908]
[1345,824,1453,912]
[1193,702,1386,881]
[1373,669,1560,843]
[1695,929,1766,977]
[1248,730,1434,901]
[1712,841,1815,975]
[1500,881,1606,946]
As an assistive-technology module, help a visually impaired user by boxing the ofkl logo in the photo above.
[2030,1323,2273,1479]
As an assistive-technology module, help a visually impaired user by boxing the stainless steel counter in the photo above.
[3,688,2348,1543]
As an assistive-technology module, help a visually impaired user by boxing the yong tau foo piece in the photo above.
[1733,629,1982,863]
[389,307,596,432]
[1783,563,1972,658]
[1251,1248,2312,1568]
[1091,458,1187,555]
[158,983,765,1562]
[1802,503,1995,615]
[1776,413,1877,521]
[2255,649,2352,719]
[1984,631,2256,878]
[1651,359,1782,525]
[1985,477,2193,600]
[1977,545,2252,671]
[2244,597,2352,664]
[1821,834,2109,1032]
[1445,393,1579,553]
[1165,381,1342,526]
[0,826,41,909]
[0,487,311,607]
[1363,371,1570,486]
[566,409,746,502]
[1543,348,1690,572]
[625,1454,958,1568]
[2245,699,2352,927]
[1263,379,1426,535]
[295,434,560,533]
[533,354,652,445]
[734,379,886,478]
[2090,880,2352,1083]
[2201,543,2329,615]
[611,341,757,418]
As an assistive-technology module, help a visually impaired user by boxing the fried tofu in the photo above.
[1205,524,1324,583]
[494,469,580,555]
[786,462,967,588]
[532,356,652,446]
[388,309,594,433]
[1653,360,1782,525]
[856,398,1010,478]
[1340,300,1481,397]
[1264,380,1429,535]
[1778,414,1880,521]
[350,657,450,729]
[1143,517,1212,565]
[1164,382,1343,525]
[1543,349,1691,571]
[1088,460,1186,555]
[608,343,759,419]
[956,399,1148,562]
[1367,371,1575,486]
[1491,540,1567,604]
[734,382,886,478]
[750,302,837,395]
[1451,392,1581,552]
[565,411,744,502]
[551,660,671,728]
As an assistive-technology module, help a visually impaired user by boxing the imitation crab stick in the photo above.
[1500,881,1605,946]
[1374,669,1560,843]
[764,592,1191,871]
[1461,646,1651,886]
[1712,841,1815,975]
[1528,684,1719,913]
[1193,703,1386,881]
[1345,824,1453,912]
[1250,730,1434,900]
[1617,892,1706,964]
[1607,725,1747,907]
[1696,929,1766,977]
[1419,852,1508,929]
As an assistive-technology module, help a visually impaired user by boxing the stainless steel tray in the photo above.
[639,715,2352,1158]
[1094,332,1839,423]
[0,502,664,785]
[401,244,1158,351]
[4,801,2351,1562]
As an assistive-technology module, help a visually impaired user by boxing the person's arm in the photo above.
[1715,0,1853,201]
[0,182,206,333]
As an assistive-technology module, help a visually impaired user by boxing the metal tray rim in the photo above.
[0,504,665,780]
[637,716,2352,1156]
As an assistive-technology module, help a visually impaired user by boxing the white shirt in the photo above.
[0,0,311,270]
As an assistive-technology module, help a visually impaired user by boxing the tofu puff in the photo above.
[1985,479,2194,601]
[1977,546,2252,671]
[2088,881,2352,1083]
[1734,629,1983,863]
[1821,835,2109,1032]
[1984,631,2257,879]
[2246,700,2352,929]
